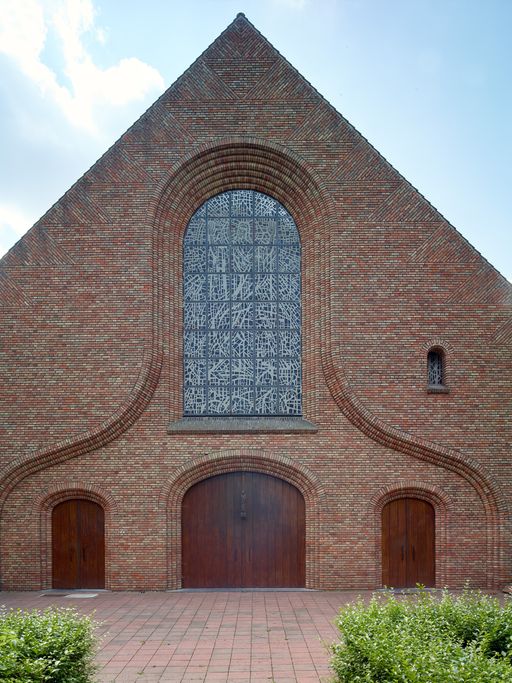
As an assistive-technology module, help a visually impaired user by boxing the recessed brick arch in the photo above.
[371,482,452,588]
[160,449,324,589]
[422,338,454,355]
[39,483,117,590]
[156,137,333,424]
[152,138,331,238]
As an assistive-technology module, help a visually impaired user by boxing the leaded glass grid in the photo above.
[184,190,302,416]
[427,350,443,386]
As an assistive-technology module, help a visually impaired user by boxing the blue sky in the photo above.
[1,0,511,281]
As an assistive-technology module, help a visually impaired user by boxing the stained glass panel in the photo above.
[184,190,302,416]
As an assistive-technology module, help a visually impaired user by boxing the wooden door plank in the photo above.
[78,500,105,589]
[382,499,407,588]
[182,473,243,588]
[406,498,435,587]
[241,472,305,588]
[52,500,79,589]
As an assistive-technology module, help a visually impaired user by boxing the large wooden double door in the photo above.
[182,472,305,588]
[382,497,435,588]
[52,499,105,589]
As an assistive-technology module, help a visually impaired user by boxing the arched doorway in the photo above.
[52,499,105,589]
[382,497,435,587]
[182,472,305,588]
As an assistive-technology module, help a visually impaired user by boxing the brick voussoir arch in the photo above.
[158,137,331,427]
[371,482,451,588]
[160,449,324,589]
[38,483,117,590]
[153,139,326,235]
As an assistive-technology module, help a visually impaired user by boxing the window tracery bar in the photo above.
[184,190,302,416]
[427,350,444,386]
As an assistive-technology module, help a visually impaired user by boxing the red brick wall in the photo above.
[0,15,510,590]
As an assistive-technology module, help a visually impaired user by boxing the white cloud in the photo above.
[0,0,164,135]
[0,204,36,257]
[95,26,107,45]
[0,205,33,237]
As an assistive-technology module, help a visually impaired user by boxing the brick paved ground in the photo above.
[0,590,370,682]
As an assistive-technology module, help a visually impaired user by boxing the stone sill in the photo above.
[427,385,449,394]
[168,417,318,434]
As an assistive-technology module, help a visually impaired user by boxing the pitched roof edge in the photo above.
[235,17,511,287]
[1,13,510,288]
[0,16,249,267]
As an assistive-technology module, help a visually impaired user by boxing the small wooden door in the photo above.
[382,498,435,587]
[182,472,305,588]
[52,499,105,589]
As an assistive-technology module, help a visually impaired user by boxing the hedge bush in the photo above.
[0,606,97,682]
[331,590,512,682]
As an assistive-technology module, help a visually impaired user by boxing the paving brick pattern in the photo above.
[1,590,365,682]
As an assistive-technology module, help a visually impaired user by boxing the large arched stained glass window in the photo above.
[184,190,301,416]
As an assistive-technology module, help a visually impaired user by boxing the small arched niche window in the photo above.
[427,348,445,389]
[183,190,302,417]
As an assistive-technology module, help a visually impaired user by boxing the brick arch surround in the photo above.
[0,137,507,589]
[160,450,323,589]
[371,482,452,588]
[157,137,330,423]
[38,483,117,589]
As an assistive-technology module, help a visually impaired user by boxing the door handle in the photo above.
[401,545,404,561]
[412,546,415,561]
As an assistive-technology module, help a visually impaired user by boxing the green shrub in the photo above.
[331,590,512,682]
[0,606,97,682]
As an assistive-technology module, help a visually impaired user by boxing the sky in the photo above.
[0,0,511,281]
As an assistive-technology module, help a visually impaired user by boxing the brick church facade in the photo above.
[1,14,511,591]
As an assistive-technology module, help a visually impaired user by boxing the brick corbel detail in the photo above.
[370,482,452,588]
[160,449,324,589]
[38,483,117,590]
